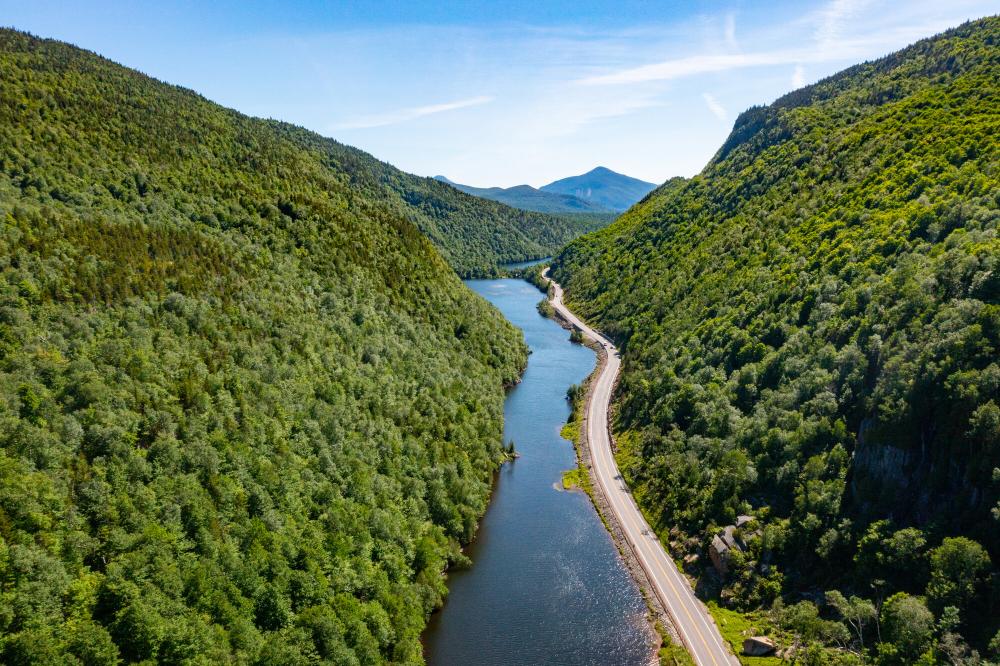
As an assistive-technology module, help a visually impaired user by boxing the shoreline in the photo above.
[538,278,684,664]
[424,274,658,664]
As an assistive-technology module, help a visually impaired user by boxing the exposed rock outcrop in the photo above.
[742,636,776,657]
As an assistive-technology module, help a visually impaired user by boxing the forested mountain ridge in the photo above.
[266,129,608,276]
[0,28,528,664]
[553,17,1000,661]
[0,27,598,280]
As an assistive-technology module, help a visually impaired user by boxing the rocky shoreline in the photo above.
[542,285,685,663]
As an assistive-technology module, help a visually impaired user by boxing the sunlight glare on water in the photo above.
[423,279,653,666]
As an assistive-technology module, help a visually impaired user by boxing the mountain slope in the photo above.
[552,17,999,654]
[247,128,603,278]
[541,166,656,212]
[433,176,611,214]
[283,145,608,277]
[0,29,527,664]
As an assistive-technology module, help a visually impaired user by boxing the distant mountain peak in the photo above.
[541,167,656,212]
[435,167,658,214]
[433,175,613,215]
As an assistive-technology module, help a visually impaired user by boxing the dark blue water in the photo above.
[423,279,653,666]
[501,256,551,270]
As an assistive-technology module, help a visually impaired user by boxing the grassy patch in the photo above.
[536,297,554,318]
[560,467,585,491]
[655,621,696,666]
[560,420,595,495]
[706,602,783,666]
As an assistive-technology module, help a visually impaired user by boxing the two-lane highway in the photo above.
[545,269,737,666]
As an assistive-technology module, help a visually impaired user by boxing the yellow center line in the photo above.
[548,275,729,663]
[618,484,721,665]
[566,294,725,666]
[590,413,721,666]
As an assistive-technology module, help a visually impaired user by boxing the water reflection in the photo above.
[423,279,652,666]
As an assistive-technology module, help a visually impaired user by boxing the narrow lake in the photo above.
[423,278,653,665]
[500,256,551,270]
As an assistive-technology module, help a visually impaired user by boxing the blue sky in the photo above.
[2,1,995,187]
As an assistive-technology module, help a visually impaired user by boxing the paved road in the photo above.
[545,270,738,666]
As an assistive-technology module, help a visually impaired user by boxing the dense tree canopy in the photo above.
[0,29,529,663]
[286,136,610,276]
[553,17,999,660]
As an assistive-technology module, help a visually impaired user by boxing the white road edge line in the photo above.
[544,269,738,666]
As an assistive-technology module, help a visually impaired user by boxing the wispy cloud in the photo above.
[334,95,494,130]
[791,64,806,87]
[816,0,872,49]
[702,93,727,120]
[553,95,665,135]
[513,88,666,142]
[724,13,738,49]
[574,24,930,88]
[574,0,959,88]
[576,50,805,85]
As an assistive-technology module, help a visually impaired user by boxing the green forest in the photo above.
[272,131,609,276]
[0,29,532,664]
[552,17,1000,663]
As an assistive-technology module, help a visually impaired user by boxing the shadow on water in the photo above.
[500,256,551,271]
[423,278,653,666]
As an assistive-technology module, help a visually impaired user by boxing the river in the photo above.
[423,278,653,665]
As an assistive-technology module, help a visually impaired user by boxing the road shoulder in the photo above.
[542,280,689,664]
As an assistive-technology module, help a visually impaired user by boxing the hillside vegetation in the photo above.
[553,18,1000,662]
[300,151,607,276]
[0,29,528,664]
[257,128,601,278]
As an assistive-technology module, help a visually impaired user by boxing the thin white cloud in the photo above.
[792,64,806,87]
[515,88,666,142]
[334,95,494,130]
[816,0,873,49]
[577,50,804,85]
[702,93,727,120]
[724,13,738,49]
[557,95,665,135]
[574,0,973,89]
[574,23,937,87]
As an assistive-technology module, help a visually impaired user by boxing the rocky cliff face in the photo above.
[849,416,991,541]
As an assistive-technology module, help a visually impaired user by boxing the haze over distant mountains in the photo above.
[541,167,657,212]
[433,176,606,214]
[435,166,657,214]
